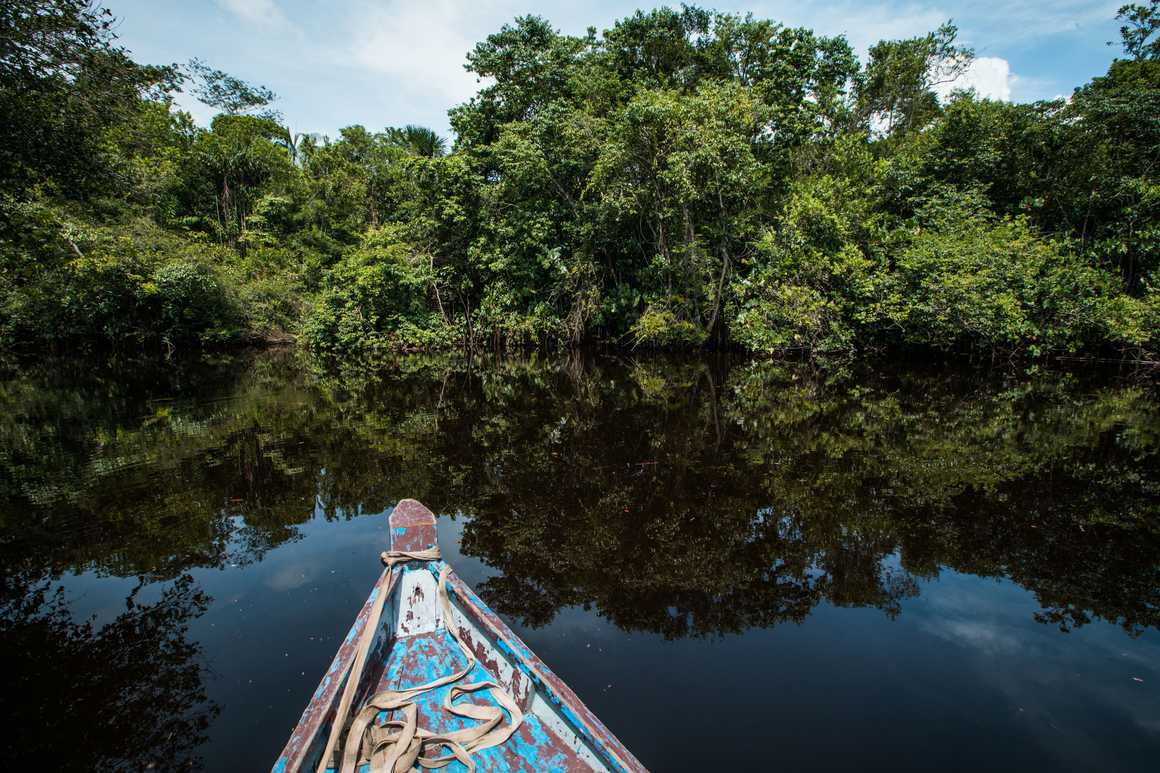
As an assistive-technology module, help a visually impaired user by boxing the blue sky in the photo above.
[106,0,1128,140]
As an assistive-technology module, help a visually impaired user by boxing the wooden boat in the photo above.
[273,499,648,773]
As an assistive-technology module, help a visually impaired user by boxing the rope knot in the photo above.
[380,548,441,567]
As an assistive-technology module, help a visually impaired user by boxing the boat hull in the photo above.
[273,499,647,773]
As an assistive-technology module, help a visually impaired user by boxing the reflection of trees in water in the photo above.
[0,352,317,578]
[446,357,925,637]
[0,352,477,579]
[0,351,1157,642]
[445,358,1160,637]
[0,572,218,771]
[0,350,1152,773]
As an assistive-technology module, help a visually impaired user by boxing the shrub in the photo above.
[300,286,377,355]
[630,307,707,348]
[301,228,450,354]
[1,198,244,349]
[887,190,1102,354]
[1095,282,1160,357]
[731,165,887,356]
[153,261,241,344]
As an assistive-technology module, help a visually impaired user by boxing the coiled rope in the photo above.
[315,549,524,773]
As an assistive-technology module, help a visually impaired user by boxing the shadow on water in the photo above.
[0,349,1157,769]
[0,571,217,770]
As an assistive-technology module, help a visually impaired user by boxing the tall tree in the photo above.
[184,114,294,248]
[385,125,447,158]
[1114,1,1160,60]
[185,58,277,117]
[857,22,973,135]
[0,0,179,193]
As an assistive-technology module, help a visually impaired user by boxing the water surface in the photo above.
[1,351,1158,771]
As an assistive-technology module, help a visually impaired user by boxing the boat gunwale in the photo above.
[274,562,392,773]
[442,567,646,773]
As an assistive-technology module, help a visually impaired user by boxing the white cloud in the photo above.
[923,618,1025,654]
[171,90,218,128]
[937,56,1013,101]
[813,2,948,55]
[346,0,509,104]
[748,0,1116,51]
[217,0,289,27]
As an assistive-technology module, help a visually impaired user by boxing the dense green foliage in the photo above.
[2,1,1158,359]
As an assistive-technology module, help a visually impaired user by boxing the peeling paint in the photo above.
[272,499,647,773]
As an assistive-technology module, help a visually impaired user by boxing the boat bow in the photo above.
[273,499,647,773]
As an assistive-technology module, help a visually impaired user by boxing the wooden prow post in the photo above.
[389,499,438,553]
[387,500,441,638]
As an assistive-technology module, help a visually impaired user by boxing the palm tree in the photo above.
[385,125,447,157]
[277,126,320,165]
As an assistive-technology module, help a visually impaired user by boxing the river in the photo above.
[1,350,1157,771]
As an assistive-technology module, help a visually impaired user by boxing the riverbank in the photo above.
[4,4,1158,364]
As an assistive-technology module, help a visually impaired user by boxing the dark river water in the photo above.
[1,350,1158,772]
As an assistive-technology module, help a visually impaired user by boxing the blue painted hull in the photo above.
[274,500,648,773]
